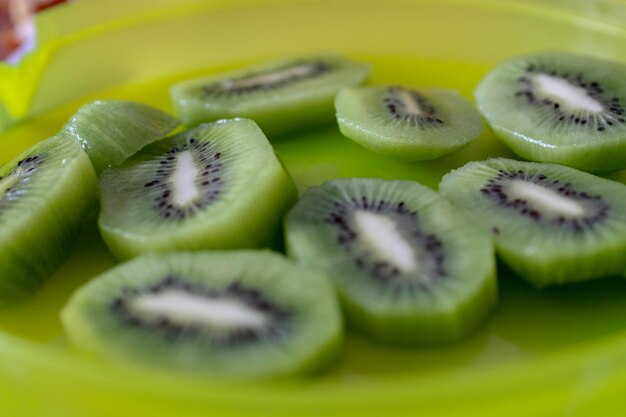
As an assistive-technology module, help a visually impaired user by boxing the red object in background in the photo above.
[33,0,69,12]
[0,0,70,60]
[0,2,16,59]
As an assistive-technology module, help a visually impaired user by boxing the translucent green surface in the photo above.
[1,0,626,416]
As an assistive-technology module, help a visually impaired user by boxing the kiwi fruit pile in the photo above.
[2,51,626,379]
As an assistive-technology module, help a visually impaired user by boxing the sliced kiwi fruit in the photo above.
[475,51,626,172]
[335,85,484,161]
[285,178,497,344]
[439,158,626,287]
[63,100,179,174]
[0,134,97,306]
[98,118,298,260]
[170,53,371,137]
[61,251,342,378]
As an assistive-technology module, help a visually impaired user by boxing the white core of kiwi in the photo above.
[222,64,320,90]
[396,89,425,116]
[170,151,200,206]
[130,290,268,329]
[534,74,604,113]
[509,180,585,217]
[354,210,417,272]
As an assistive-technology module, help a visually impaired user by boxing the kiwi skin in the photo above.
[62,100,180,175]
[0,134,97,306]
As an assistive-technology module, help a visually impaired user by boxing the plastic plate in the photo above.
[1,1,626,416]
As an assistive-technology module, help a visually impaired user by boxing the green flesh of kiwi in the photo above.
[285,178,497,344]
[170,53,371,137]
[335,85,484,161]
[0,134,97,306]
[98,118,298,260]
[62,100,180,174]
[475,51,626,172]
[61,251,342,378]
[439,158,626,287]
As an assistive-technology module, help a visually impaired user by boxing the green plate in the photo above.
[1,1,626,416]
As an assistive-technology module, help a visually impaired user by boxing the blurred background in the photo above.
[0,0,70,61]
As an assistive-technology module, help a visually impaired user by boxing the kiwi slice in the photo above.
[0,134,97,306]
[439,158,626,287]
[285,178,497,344]
[98,118,298,260]
[335,85,484,161]
[475,51,626,172]
[170,53,371,137]
[63,100,179,174]
[61,251,342,378]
